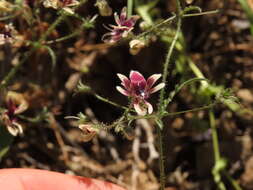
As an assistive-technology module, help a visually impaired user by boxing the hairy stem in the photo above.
[127,0,133,18]
[155,119,166,190]
[94,93,129,110]
[223,171,242,190]
[183,9,219,17]
[209,110,226,190]
[158,8,182,114]
[209,110,220,162]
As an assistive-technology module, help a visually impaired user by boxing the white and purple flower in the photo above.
[102,7,139,43]
[1,91,28,136]
[116,70,165,115]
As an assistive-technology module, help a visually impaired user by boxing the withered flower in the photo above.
[65,113,99,142]
[78,124,99,142]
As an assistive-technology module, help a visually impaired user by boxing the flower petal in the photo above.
[116,86,129,96]
[7,122,23,136]
[129,70,145,82]
[147,74,162,88]
[133,102,147,116]
[119,7,127,23]
[123,15,139,27]
[150,83,165,94]
[114,12,121,26]
[144,101,153,114]
[117,73,131,89]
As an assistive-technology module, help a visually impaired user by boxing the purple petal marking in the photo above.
[129,70,145,82]
[150,83,165,94]
[123,16,139,27]
[116,86,129,96]
[147,74,162,88]
[119,7,127,23]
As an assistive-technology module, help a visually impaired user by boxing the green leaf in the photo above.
[136,0,159,25]
[237,0,253,35]
[0,125,14,162]
[155,119,163,130]
[183,5,202,15]
[43,45,57,71]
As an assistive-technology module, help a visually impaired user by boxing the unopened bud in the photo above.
[95,0,112,16]
[185,0,194,4]
[139,21,151,31]
[129,39,145,55]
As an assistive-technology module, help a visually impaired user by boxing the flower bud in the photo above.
[95,0,112,16]
[129,39,145,55]
[139,21,151,31]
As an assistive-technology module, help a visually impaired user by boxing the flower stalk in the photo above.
[127,0,133,18]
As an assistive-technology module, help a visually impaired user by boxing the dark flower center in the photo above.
[134,85,148,99]
[3,31,12,39]
[5,100,17,122]
[60,0,73,6]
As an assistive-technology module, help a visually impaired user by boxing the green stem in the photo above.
[223,171,242,190]
[46,30,79,44]
[0,48,35,89]
[137,14,176,38]
[155,119,166,190]
[40,15,66,42]
[209,110,220,162]
[209,110,226,190]
[166,103,215,116]
[94,94,129,110]
[158,6,182,113]
[183,9,219,17]
[127,0,133,18]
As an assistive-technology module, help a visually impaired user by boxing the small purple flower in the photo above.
[1,91,28,136]
[116,70,165,115]
[102,7,139,43]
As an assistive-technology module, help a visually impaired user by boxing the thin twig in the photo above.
[183,9,219,17]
